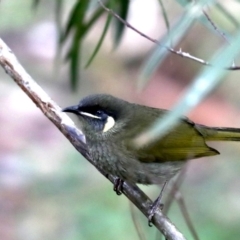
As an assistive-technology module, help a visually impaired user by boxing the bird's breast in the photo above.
[87,138,184,185]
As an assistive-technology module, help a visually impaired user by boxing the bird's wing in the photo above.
[124,109,219,163]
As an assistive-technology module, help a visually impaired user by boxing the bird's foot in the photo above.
[148,198,164,226]
[113,178,124,195]
[148,181,168,226]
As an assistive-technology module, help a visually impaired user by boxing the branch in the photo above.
[164,166,199,240]
[98,0,240,71]
[0,38,186,240]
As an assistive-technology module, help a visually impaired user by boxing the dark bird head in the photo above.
[62,94,131,140]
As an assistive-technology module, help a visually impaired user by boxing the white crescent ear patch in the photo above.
[103,116,115,132]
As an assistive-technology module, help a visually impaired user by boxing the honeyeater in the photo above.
[62,94,240,222]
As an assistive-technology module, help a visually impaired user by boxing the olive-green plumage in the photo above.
[63,94,240,185]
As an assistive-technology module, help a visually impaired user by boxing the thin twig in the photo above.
[0,38,186,240]
[175,191,200,240]
[98,0,240,71]
[163,166,187,213]
[202,9,230,44]
[163,165,199,240]
[129,202,147,240]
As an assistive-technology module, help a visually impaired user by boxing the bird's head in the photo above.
[62,94,130,140]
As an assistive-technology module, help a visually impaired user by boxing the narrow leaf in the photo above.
[113,0,130,48]
[85,8,112,67]
[136,29,240,146]
[139,0,215,88]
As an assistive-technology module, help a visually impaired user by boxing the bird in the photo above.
[62,94,240,222]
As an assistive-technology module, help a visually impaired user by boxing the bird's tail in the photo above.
[196,124,240,141]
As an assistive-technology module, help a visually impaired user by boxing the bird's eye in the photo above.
[95,110,109,120]
[96,110,104,115]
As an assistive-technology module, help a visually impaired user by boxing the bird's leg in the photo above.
[148,181,168,226]
[113,177,124,195]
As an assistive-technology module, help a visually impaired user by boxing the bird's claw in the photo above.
[113,178,124,195]
[148,200,164,226]
[148,181,167,226]
[148,197,164,227]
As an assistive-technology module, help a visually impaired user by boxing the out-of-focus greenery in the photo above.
[35,0,240,89]
[1,0,240,240]
[35,0,240,144]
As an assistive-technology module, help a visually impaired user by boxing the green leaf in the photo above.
[65,0,89,89]
[175,0,192,7]
[60,2,81,43]
[158,0,170,31]
[69,36,81,90]
[139,0,215,88]
[85,4,113,68]
[32,0,40,8]
[84,7,105,33]
[60,0,89,43]
[176,0,238,42]
[113,0,130,48]
[215,2,240,28]
[136,28,240,146]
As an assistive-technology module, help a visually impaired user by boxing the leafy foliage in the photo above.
[57,0,130,89]
[45,0,240,90]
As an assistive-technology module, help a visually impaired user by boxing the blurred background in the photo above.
[1,0,240,239]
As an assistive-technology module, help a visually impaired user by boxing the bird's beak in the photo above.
[62,105,79,114]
